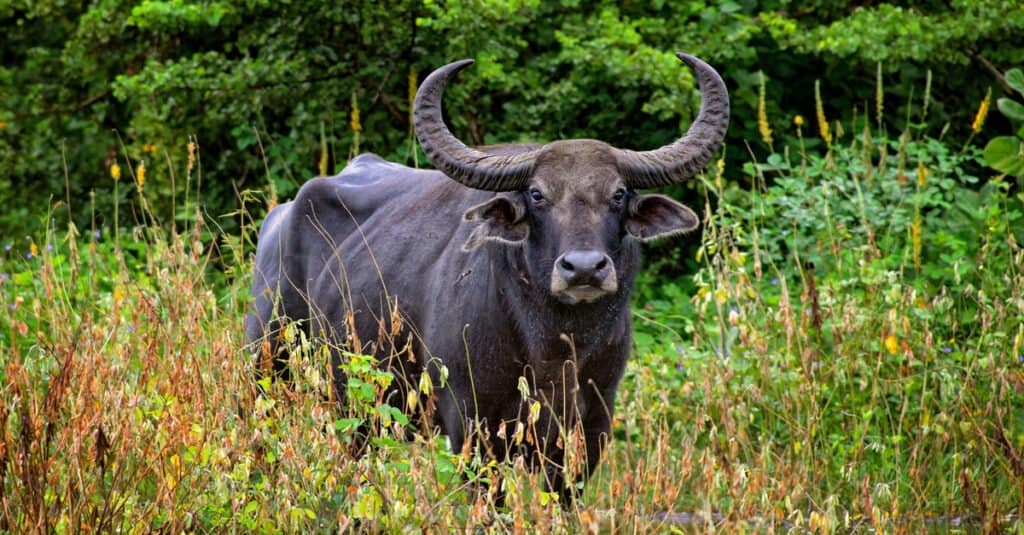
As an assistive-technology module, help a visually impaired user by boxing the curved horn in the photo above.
[615,53,730,189]
[413,59,539,191]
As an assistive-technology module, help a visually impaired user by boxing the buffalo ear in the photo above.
[625,194,699,242]
[462,195,528,251]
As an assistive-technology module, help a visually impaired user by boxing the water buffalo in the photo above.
[245,52,729,500]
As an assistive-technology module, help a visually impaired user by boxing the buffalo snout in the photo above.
[551,249,617,303]
[557,250,609,284]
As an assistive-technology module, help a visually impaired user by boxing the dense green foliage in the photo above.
[2,0,1023,240]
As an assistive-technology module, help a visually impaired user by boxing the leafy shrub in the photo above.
[629,89,1024,529]
[4,0,1023,244]
[983,66,1024,177]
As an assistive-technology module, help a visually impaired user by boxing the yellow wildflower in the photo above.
[911,215,922,271]
[0,120,8,129]
[187,141,196,174]
[916,161,928,187]
[757,71,773,144]
[30,243,38,257]
[794,115,805,127]
[319,145,329,176]
[136,161,146,190]
[884,334,900,355]
[319,122,329,176]
[1013,325,1022,361]
[814,80,832,145]
[110,163,121,181]
[971,87,991,133]
[350,93,362,133]
[875,61,884,127]
[922,69,932,118]
[142,143,158,153]
[408,67,418,108]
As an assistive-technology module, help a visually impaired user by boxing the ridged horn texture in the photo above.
[614,53,730,189]
[413,59,539,191]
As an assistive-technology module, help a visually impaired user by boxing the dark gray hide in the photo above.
[245,53,729,500]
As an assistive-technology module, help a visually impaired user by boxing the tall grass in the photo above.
[1,99,1023,532]
[629,97,1024,531]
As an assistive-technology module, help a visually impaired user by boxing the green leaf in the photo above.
[983,136,1024,177]
[333,418,363,433]
[352,489,383,520]
[720,1,742,13]
[997,97,1024,122]
[1006,68,1024,95]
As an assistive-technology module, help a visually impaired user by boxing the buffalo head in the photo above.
[414,53,729,304]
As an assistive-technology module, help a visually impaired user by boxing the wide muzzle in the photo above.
[550,249,618,304]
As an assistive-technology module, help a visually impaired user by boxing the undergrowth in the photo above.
[2,97,1024,533]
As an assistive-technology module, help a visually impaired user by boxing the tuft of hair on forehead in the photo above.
[530,140,624,200]
[534,139,618,167]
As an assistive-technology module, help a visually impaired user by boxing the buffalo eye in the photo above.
[612,188,627,204]
[529,188,545,203]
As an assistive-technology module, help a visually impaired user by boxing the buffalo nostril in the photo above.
[558,250,611,285]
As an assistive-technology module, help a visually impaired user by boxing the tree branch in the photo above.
[970,51,1013,94]
[11,88,112,122]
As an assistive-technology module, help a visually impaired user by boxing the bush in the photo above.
[630,89,1024,528]
[3,1,1022,242]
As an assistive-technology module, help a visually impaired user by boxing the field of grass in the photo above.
[2,108,1023,532]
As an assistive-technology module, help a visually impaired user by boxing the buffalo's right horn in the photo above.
[413,59,539,192]
[614,53,730,189]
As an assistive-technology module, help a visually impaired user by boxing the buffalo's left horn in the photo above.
[615,53,730,189]
[413,59,539,191]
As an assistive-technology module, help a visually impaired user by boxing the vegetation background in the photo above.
[3,0,1023,242]
[2,0,1024,532]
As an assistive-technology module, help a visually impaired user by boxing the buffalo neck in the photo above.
[492,242,638,368]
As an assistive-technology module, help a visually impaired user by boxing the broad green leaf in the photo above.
[983,136,1024,177]
[13,271,34,286]
[352,488,382,520]
[997,97,1024,122]
[1006,68,1024,95]
[720,1,742,13]
[333,418,363,433]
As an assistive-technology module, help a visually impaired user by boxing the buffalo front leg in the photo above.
[580,384,616,481]
[549,380,617,504]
